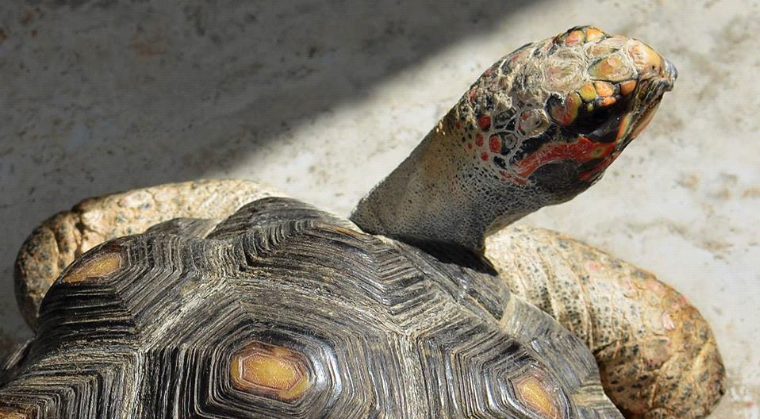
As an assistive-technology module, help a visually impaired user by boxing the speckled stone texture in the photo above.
[0,0,758,417]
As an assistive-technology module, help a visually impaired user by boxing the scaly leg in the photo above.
[486,226,725,419]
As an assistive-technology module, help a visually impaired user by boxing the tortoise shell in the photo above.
[0,198,619,418]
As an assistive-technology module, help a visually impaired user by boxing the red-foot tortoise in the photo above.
[1,26,723,419]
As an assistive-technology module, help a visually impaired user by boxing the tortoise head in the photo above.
[456,26,677,199]
[352,26,676,251]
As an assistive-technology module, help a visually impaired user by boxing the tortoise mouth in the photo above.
[620,57,677,143]
[517,88,667,184]
[577,59,676,181]
[575,98,662,182]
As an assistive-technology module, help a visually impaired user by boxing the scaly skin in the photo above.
[486,226,725,419]
[351,26,677,251]
[348,25,722,418]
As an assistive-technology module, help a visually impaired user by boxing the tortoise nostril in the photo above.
[664,59,678,81]
[658,59,678,92]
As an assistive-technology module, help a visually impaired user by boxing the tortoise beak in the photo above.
[663,58,678,89]
[615,56,677,149]
[579,54,676,182]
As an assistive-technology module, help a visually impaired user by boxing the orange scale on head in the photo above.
[584,27,606,42]
[600,96,617,107]
[586,43,614,57]
[589,55,634,82]
[549,93,581,126]
[628,41,664,78]
[594,81,615,97]
[563,30,585,46]
[620,80,637,95]
[579,83,597,102]
[489,135,501,153]
[478,115,492,131]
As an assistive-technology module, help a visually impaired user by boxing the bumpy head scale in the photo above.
[453,26,677,190]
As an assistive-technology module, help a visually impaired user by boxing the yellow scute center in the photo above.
[514,376,563,419]
[61,251,122,284]
[0,409,30,419]
[241,348,300,390]
[230,342,311,401]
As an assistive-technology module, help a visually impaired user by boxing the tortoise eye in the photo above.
[572,98,629,143]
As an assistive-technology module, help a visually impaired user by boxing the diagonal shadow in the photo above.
[0,0,542,346]
[3,0,543,191]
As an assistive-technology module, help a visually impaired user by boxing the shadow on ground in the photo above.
[0,0,541,345]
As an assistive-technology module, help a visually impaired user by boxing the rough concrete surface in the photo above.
[0,0,757,416]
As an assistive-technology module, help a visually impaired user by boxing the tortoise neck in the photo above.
[350,111,542,252]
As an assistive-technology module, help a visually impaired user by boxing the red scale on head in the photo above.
[478,115,492,131]
[481,152,489,161]
[515,137,616,178]
[579,149,622,180]
[475,134,484,147]
[489,135,501,153]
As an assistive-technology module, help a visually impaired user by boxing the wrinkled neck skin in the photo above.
[350,111,570,252]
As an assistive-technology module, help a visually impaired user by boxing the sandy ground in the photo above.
[0,0,758,415]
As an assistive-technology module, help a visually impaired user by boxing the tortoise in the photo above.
[1,26,724,419]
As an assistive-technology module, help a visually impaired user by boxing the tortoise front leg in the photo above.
[486,226,725,419]
[14,179,281,330]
